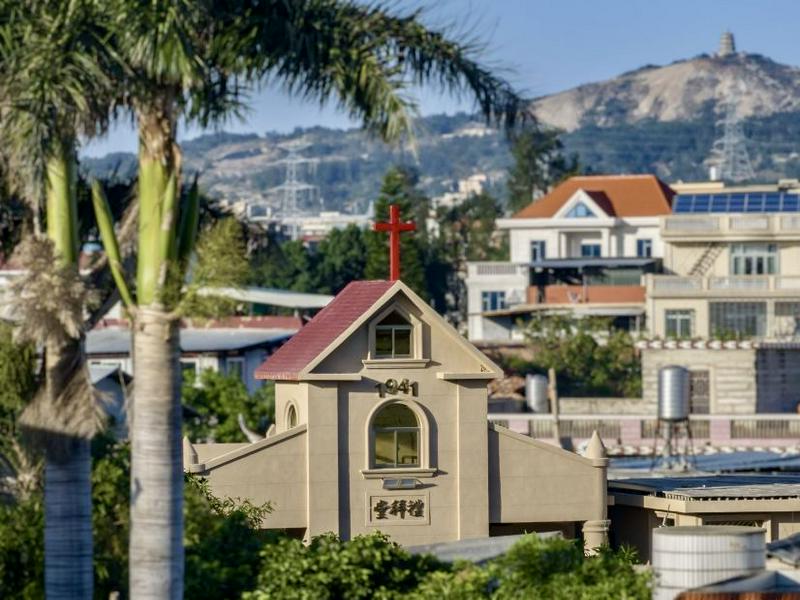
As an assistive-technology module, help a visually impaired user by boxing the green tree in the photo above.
[315,224,368,294]
[182,370,275,443]
[435,192,507,322]
[507,127,580,213]
[0,322,37,454]
[243,532,444,600]
[522,316,641,397]
[89,3,523,595]
[365,167,430,297]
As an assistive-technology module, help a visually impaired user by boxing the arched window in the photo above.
[372,403,419,468]
[375,311,412,358]
[287,404,298,429]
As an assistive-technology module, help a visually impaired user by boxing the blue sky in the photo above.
[83,0,800,157]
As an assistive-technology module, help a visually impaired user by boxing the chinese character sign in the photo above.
[369,495,427,524]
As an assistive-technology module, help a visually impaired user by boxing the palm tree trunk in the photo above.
[129,308,183,599]
[44,423,92,599]
[128,104,184,600]
[43,145,94,599]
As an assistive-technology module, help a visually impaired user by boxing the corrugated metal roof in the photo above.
[198,286,333,309]
[408,532,562,564]
[610,474,800,501]
[611,451,800,474]
[87,327,295,355]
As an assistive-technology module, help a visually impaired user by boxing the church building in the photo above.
[185,279,610,549]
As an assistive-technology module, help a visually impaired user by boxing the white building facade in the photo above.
[466,175,674,341]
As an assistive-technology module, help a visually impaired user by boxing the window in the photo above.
[665,310,693,338]
[481,291,506,311]
[530,240,546,262]
[581,243,601,258]
[226,357,244,380]
[730,243,777,275]
[372,403,419,468]
[287,404,298,429]
[636,239,653,258]
[710,302,767,338]
[375,312,412,358]
[565,202,596,218]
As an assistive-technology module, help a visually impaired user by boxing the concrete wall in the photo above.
[642,348,758,414]
[487,425,604,525]
[195,429,308,530]
[559,397,655,415]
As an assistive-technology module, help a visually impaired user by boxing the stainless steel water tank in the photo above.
[658,365,690,422]
[652,526,765,600]
[525,374,549,413]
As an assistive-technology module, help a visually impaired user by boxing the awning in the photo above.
[482,303,645,318]
[530,258,659,269]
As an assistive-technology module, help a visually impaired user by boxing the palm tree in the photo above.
[92,2,526,597]
[0,1,117,597]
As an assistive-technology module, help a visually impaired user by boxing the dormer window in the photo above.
[375,312,412,358]
[565,202,596,218]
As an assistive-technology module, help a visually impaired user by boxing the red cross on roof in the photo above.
[373,204,416,281]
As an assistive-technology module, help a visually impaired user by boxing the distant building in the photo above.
[641,181,800,413]
[610,473,800,562]
[718,30,736,57]
[86,316,300,393]
[466,174,674,341]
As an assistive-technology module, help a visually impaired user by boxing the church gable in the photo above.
[309,283,500,379]
[256,280,501,381]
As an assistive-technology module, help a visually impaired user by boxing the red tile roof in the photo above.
[512,175,674,219]
[255,280,395,381]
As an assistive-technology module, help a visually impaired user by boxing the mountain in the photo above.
[82,115,511,214]
[82,43,800,211]
[532,52,800,131]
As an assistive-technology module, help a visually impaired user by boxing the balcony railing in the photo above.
[647,274,800,296]
[488,413,800,449]
[466,262,528,278]
[663,214,800,238]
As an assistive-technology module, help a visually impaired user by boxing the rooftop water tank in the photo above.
[652,526,765,600]
[525,374,549,413]
[658,366,690,422]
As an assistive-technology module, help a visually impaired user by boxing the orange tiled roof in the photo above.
[513,175,674,219]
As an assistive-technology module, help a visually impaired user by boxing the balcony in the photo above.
[647,274,800,298]
[662,214,800,240]
[528,285,646,305]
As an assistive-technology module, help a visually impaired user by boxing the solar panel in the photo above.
[672,192,800,213]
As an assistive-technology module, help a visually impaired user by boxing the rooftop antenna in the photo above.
[706,80,755,183]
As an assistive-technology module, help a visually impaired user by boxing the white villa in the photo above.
[466,175,674,341]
